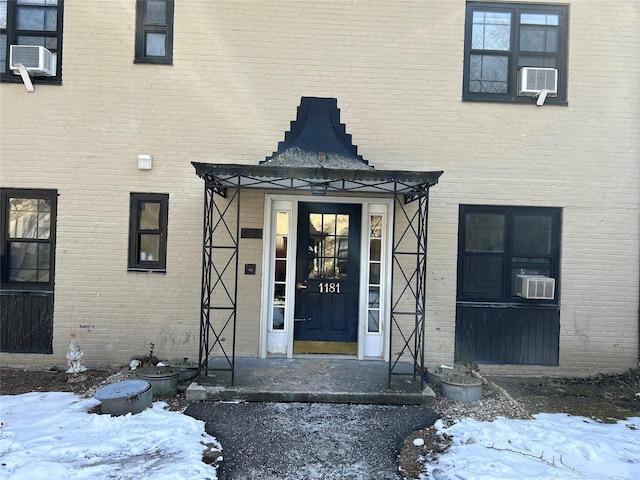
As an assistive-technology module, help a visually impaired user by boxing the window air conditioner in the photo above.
[9,45,56,76]
[517,67,557,96]
[515,274,555,300]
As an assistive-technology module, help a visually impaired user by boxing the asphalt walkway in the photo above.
[185,401,438,480]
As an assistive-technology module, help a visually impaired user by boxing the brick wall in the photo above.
[1,1,638,375]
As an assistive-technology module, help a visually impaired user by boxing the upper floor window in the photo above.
[457,205,561,304]
[0,188,58,290]
[0,0,64,84]
[463,2,568,104]
[135,0,174,64]
[128,193,169,272]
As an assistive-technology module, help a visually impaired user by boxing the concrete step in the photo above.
[184,357,435,406]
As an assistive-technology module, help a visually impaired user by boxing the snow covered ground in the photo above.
[425,415,640,480]
[0,392,638,480]
[0,392,220,480]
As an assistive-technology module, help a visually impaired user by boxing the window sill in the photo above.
[1,75,62,85]
[128,268,167,274]
[462,95,568,106]
[133,59,173,65]
[457,301,559,309]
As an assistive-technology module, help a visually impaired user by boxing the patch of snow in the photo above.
[424,414,640,480]
[0,392,220,480]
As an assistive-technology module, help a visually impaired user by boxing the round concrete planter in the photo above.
[94,380,152,416]
[136,366,180,397]
[426,367,458,387]
[441,374,483,403]
[168,359,199,381]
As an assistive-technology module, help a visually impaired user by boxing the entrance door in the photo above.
[294,202,361,354]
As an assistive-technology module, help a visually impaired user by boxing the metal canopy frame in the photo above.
[194,162,442,388]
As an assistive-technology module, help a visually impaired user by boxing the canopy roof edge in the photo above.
[192,161,443,197]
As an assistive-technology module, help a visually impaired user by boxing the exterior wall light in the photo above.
[138,154,153,170]
[310,182,328,196]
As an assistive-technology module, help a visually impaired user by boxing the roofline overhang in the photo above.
[192,162,443,200]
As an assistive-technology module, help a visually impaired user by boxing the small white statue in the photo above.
[129,359,141,370]
[66,341,87,374]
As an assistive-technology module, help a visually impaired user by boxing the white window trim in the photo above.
[260,195,393,361]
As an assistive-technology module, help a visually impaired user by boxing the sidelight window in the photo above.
[271,211,289,331]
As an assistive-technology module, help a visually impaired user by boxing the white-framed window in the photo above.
[366,213,384,334]
[270,210,290,331]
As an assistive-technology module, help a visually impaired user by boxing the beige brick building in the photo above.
[1,0,638,377]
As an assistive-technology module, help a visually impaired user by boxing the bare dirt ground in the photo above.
[0,366,190,412]
[2,366,639,479]
[398,369,640,479]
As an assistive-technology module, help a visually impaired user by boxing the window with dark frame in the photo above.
[462,2,569,104]
[134,0,174,64]
[457,205,561,303]
[128,193,168,272]
[0,188,57,290]
[0,0,64,84]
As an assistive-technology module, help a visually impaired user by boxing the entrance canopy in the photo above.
[193,97,443,388]
[192,97,442,201]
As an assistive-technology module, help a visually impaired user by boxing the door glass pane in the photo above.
[369,263,380,284]
[145,32,166,56]
[275,260,287,282]
[274,284,285,302]
[322,238,335,258]
[336,215,349,235]
[370,215,383,238]
[272,307,285,330]
[276,211,289,235]
[472,11,511,50]
[370,238,381,261]
[368,309,380,333]
[139,202,160,230]
[308,212,349,279]
[275,236,287,258]
[139,234,160,261]
[465,213,505,252]
[322,214,335,235]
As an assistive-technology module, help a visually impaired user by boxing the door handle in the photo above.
[296,282,308,290]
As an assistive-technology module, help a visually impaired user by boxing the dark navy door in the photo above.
[294,202,361,351]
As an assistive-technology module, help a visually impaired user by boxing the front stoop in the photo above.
[183,357,434,405]
[186,381,435,405]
